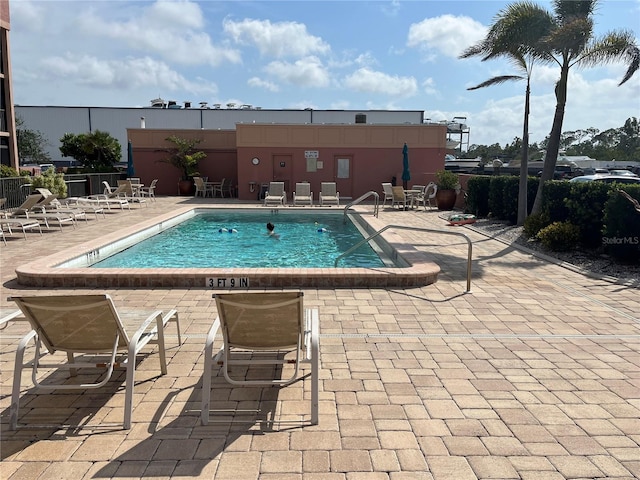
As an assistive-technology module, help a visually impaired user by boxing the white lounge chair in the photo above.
[293,182,313,206]
[6,194,76,231]
[264,182,286,206]
[36,188,105,220]
[201,292,319,425]
[1,197,43,239]
[9,294,181,430]
[319,182,339,206]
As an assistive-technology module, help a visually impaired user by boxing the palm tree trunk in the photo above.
[531,63,569,215]
[517,80,531,226]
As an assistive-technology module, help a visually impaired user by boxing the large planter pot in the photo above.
[436,189,457,210]
[178,179,194,196]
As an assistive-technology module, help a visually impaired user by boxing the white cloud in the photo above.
[223,18,330,58]
[39,54,217,95]
[343,68,418,97]
[407,14,487,59]
[247,77,279,92]
[263,57,330,87]
[75,3,241,67]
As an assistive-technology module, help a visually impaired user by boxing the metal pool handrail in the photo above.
[334,225,473,293]
[343,191,379,222]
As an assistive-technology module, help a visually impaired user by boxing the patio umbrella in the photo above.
[127,140,135,177]
[401,143,410,189]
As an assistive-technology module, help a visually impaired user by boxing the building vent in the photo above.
[355,113,366,124]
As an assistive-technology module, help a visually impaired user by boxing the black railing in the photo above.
[0,173,124,209]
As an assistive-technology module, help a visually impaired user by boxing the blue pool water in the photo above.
[92,211,385,268]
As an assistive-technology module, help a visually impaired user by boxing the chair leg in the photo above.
[10,331,37,430]
[201,318,220,426]
[309,309,320,425]
[124,340,138,430]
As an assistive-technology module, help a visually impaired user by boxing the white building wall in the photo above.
[15,106,426,164]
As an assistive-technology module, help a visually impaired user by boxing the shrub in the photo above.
[465,176,491,217]
[537,221,580,251]
[541,180,572,223]
[29,169,67,198]
[487,176,509,219]
[523,212,550,238]
[565,182,610,248]
[1,165,20,178]
[602,185,640,263]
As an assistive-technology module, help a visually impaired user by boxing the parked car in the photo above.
[608,169,638,177]
[569,175,640,184]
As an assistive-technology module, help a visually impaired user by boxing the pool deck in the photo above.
[1,196,639,479]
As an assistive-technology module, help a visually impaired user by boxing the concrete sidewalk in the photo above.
[1,196,638,479]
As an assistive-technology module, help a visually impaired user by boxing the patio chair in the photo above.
[293,182,313,206]
[194,176,213,198]
[391,186,409,209]
[201,292,319,425]
[8,294,181,430]
[36,188,105,220]
[319,182,339,206]
[139,179,158,201]
[6,194,76,231]
[264,182,286,206]
[212,178,226,198]
[0,198,43,239]
[418,182,438,210]
[381,182,394,207]
[32,190,88,222]
[117,180,147,206]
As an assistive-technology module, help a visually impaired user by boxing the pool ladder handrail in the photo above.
[334,224,473,293]
[343,191,379,223]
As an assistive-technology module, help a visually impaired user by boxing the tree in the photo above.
[460,1,552,225]
[16,116,51,165]
[59,130,121,171]
[530,0,639,215]
[159,135,207,181]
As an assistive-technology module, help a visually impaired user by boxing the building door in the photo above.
[334,155,352,199]
[272,154,292,197]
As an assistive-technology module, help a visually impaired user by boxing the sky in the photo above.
[9,0,640,149]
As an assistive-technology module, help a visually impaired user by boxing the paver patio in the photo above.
[1,196,638,479]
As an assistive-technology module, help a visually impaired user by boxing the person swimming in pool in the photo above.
[266,222,280,240]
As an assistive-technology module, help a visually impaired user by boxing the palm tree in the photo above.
[460,2,552,225]
[530,0,639,215]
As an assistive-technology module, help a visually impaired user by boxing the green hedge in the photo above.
[467,175,538,224]
[465,176,491,217]
[602,185,640,263]
[564,182,611,248]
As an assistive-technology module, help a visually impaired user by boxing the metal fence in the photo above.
[0,173,124,209]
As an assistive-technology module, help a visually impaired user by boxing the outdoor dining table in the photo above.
[404,189,421,209]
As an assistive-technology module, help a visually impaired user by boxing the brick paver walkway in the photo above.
[1,197,638,479]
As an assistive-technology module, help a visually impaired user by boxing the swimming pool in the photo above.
[15,206,440,288]
[92,211,387,269]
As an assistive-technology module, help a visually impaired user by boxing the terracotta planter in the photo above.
[178,179,194,196]
[436,189,457,210]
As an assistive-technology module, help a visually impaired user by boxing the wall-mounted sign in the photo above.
[305,150,319,159]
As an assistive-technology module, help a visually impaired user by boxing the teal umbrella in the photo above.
[401,143,410,189]
[127,140,135,177]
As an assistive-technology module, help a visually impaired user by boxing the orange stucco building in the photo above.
[127,122,448,200]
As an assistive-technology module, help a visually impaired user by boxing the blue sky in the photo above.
[9,0,640,148]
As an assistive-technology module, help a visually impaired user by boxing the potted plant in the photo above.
[435,169,460,210]
[159,135,207,195]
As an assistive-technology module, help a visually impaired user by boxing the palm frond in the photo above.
[467,75,525,90]
[553,0,598,23]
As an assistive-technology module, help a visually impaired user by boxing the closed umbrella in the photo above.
[127,140,135,177]
[401,143,410,190]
